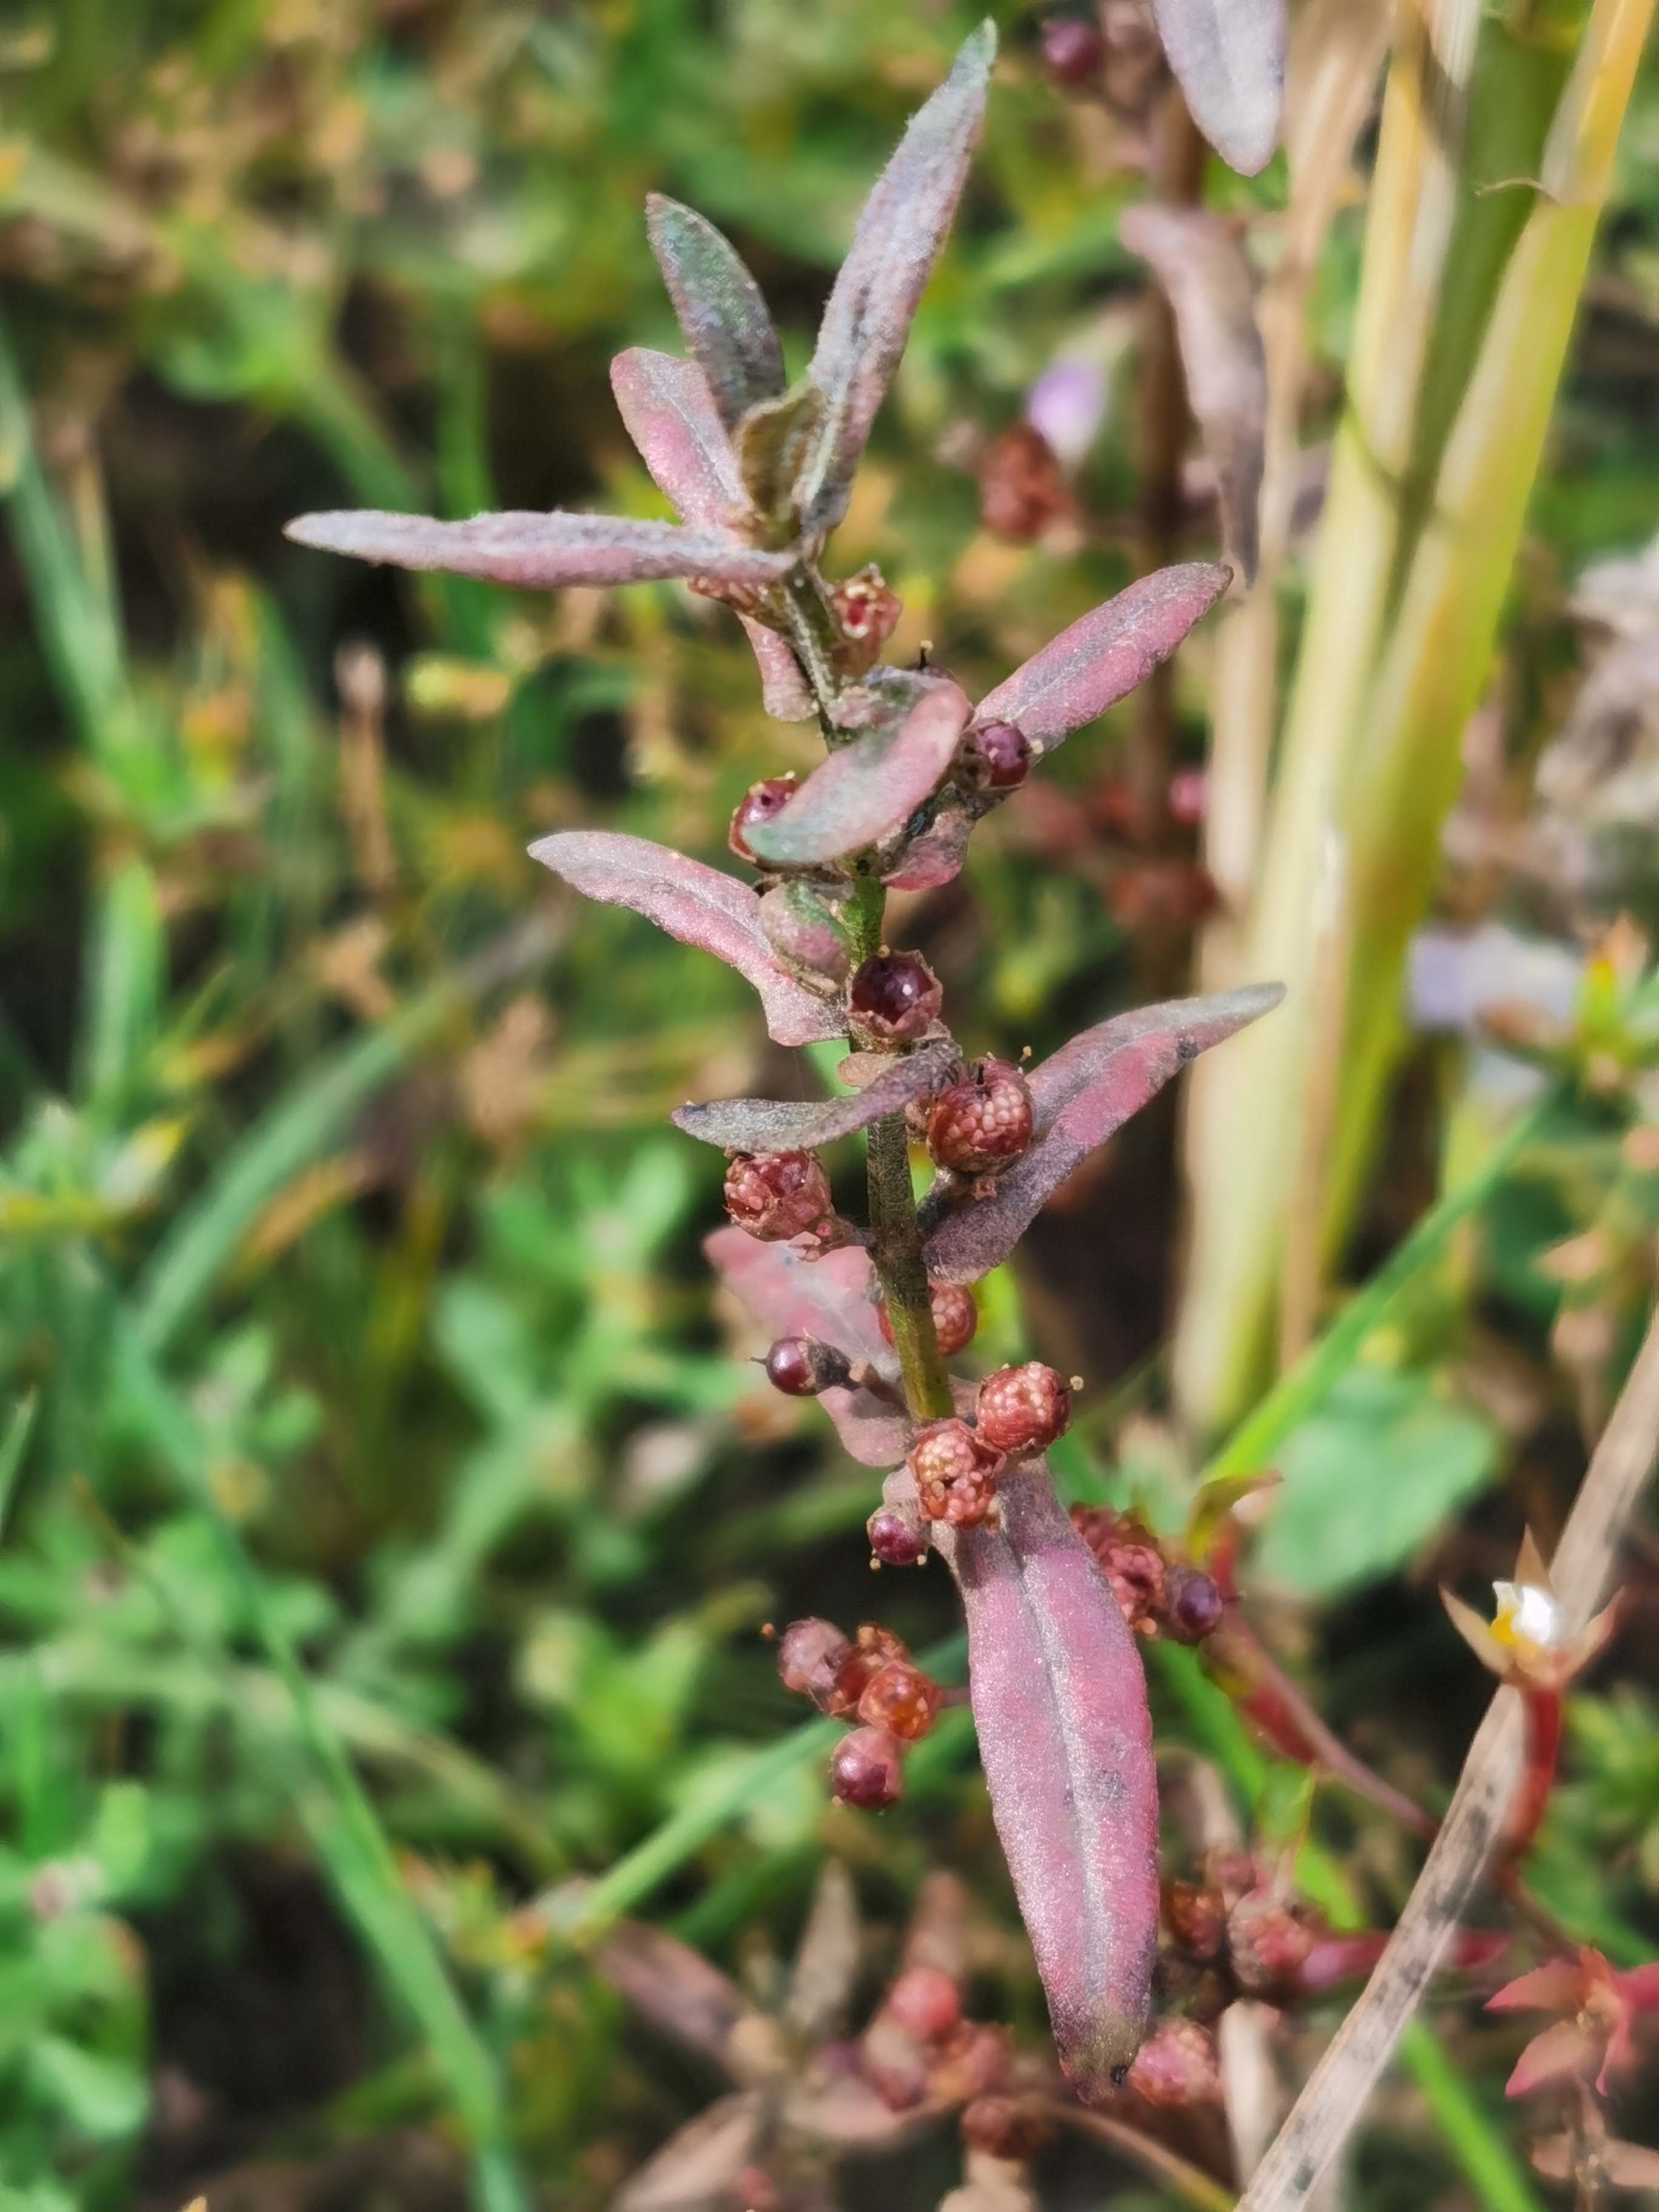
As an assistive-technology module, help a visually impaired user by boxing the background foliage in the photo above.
[2,1,1658,2206]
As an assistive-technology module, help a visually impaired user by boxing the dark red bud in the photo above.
[958,720,1031,793]
[857,1660,943,1742]
[777,1618,852,1709]
[830,1725,904,1809]
[1040,15,1106,90]
[877,1280,978,1356]
[884,1964,961,2041]
[867,1505,930,1567]
[763,1335,852,1396]
[1162,1565,1224,1643]
[723,1149,833,1241]
[849,951,943,1044]
[974,1362,1071,1455]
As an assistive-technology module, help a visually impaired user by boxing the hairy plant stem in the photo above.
[842,868,953,1419]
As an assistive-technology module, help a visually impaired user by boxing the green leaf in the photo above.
[1253,1363,1499,1596]
[25,2036,148,2144]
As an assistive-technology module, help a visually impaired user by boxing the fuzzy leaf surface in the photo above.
[922,984,1283,1279]
[608,349,816,719]
[672,1043,956,1152]
[882,800,977,891]
[938,1460,1158,2099]
[973,564,1231,748]
[1150,0,1285,175]
[705,1228,911,1467]
[530,833,840,1048]
[798,22,996,532]
[1120,209,1266,583]
[285,508,792,591]
[646,195,786,429]
[744,677,971,866]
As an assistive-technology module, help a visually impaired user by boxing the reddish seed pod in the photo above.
[1071,1504,1166,1634]
[830,1623,911,1716]
[777,1618,853,1709]
[728,774,800,862]
[831,563,903,650]
[960,2094,1050,2162]
[857,1660,943,1743]
[1040,14,1107,89]
[878,1279,979,1357]
[1126,2017,1223,2107]
[957,720,1032,794]
[974,1362,1071,1455]
[848,951,943,1044]
[979,421,1067,542]
[884,1963,962,2042]
[867,1504,930,1567]
[831,1725,905,1809]
[1163,1879,1227,1962]
[723,1149,833,1241]
[1162,1564,1224,1643]
[925,1057,1034,1175]
[1227,1889,1316,1997]
[763,1335,851,1397]
[908,1418,1005,1527]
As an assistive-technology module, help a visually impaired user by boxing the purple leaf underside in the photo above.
[672,1042,956,1152]
[705,1228,910,1467]
[646,195,787,431]
[608,350,816,720]
[974,563,1231,749]
[529,832,840,1049]
[615,2091,766,2212]
[595,1920,774,2085]
[1120,209,1266,585]
[1150,0,1285,176]
[922,983,1284,1279]
[799,22,996,534]
[284,508,793,591]
[745,678,972,866]
[937,1460,1158,2098]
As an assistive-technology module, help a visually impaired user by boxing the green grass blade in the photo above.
[0,1393,39,1540]
[1398,2019,1545,2212]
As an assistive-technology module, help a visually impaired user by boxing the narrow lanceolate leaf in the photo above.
[1150,0,1286,176]
[672,1042,956,1152]
[706,1228,913,1468]
[646,195,786,431]
[938,1460,1158,2099]
[882,799,977,891]
[285,509,792,591]
[798,22,996,532]
[973,565,1231,749]
[608,349,816,719]
[744,677,972,867]
[922,985,1283,1279]
[595,1921,780,2085]
[531,833,840,1048]
[1120,209,1267,585]
[611,347,743,525]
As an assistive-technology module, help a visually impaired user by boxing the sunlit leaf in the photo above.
[1150,0,1286,175]
[646,195,786,431]
[285,508,793,591]
[531,833,840,1048]
[671,1043,956,1152]
[743,675,971,866]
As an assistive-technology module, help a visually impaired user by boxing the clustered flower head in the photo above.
[285,20,1282,2115]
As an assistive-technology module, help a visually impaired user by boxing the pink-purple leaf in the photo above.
[1120,209,1266,584]
[672,1042,956,1153]
[705,1228,913,1467]
[530,832,840,1048]
[595,1920,776,2085]
[1150,0,1285,176]
[922,984,1282,1279]
[608,350,816,720]
[743,677,971,867]
[881,799,977,891]
[611,347,743,526]
[799,22,996,533]
[973,564,1231,749]
[646,195,786,431]
[937,1460,1158,2100]
[284,508,792,591]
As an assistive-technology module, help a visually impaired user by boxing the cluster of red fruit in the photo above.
[777,1620,945,1811]
[902,1361,1074,1533]
[1070,1504,1225,1644]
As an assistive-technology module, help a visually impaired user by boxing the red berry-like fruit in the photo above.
[908,1419,1005,1527]
[763,1336,851,1397]
[884,1964,961,2042]
[729,774,799,862]
[857,1660,943,1743]
[831,564,903,649]
[1227,1889,1316,1997]
[867,1505,929,1567]
[848,951,943,1044]
[828,1623,911,1717]
[1162,1564,1224,1643]
[777,1618,852,1710]
[1040,15,1106,88]
[1163,1879,1227,1962]
[1126,2018,1222,2107]
[974,1362,1071,1455]
[958,721,1031,793]
[1071,1506,1167,1635]
[877,1280,978,1357]
[960,2095,1049,2162]
[723,1149,832,1242]
[831,1725,904,1809]
[924,1058,1034,1175]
